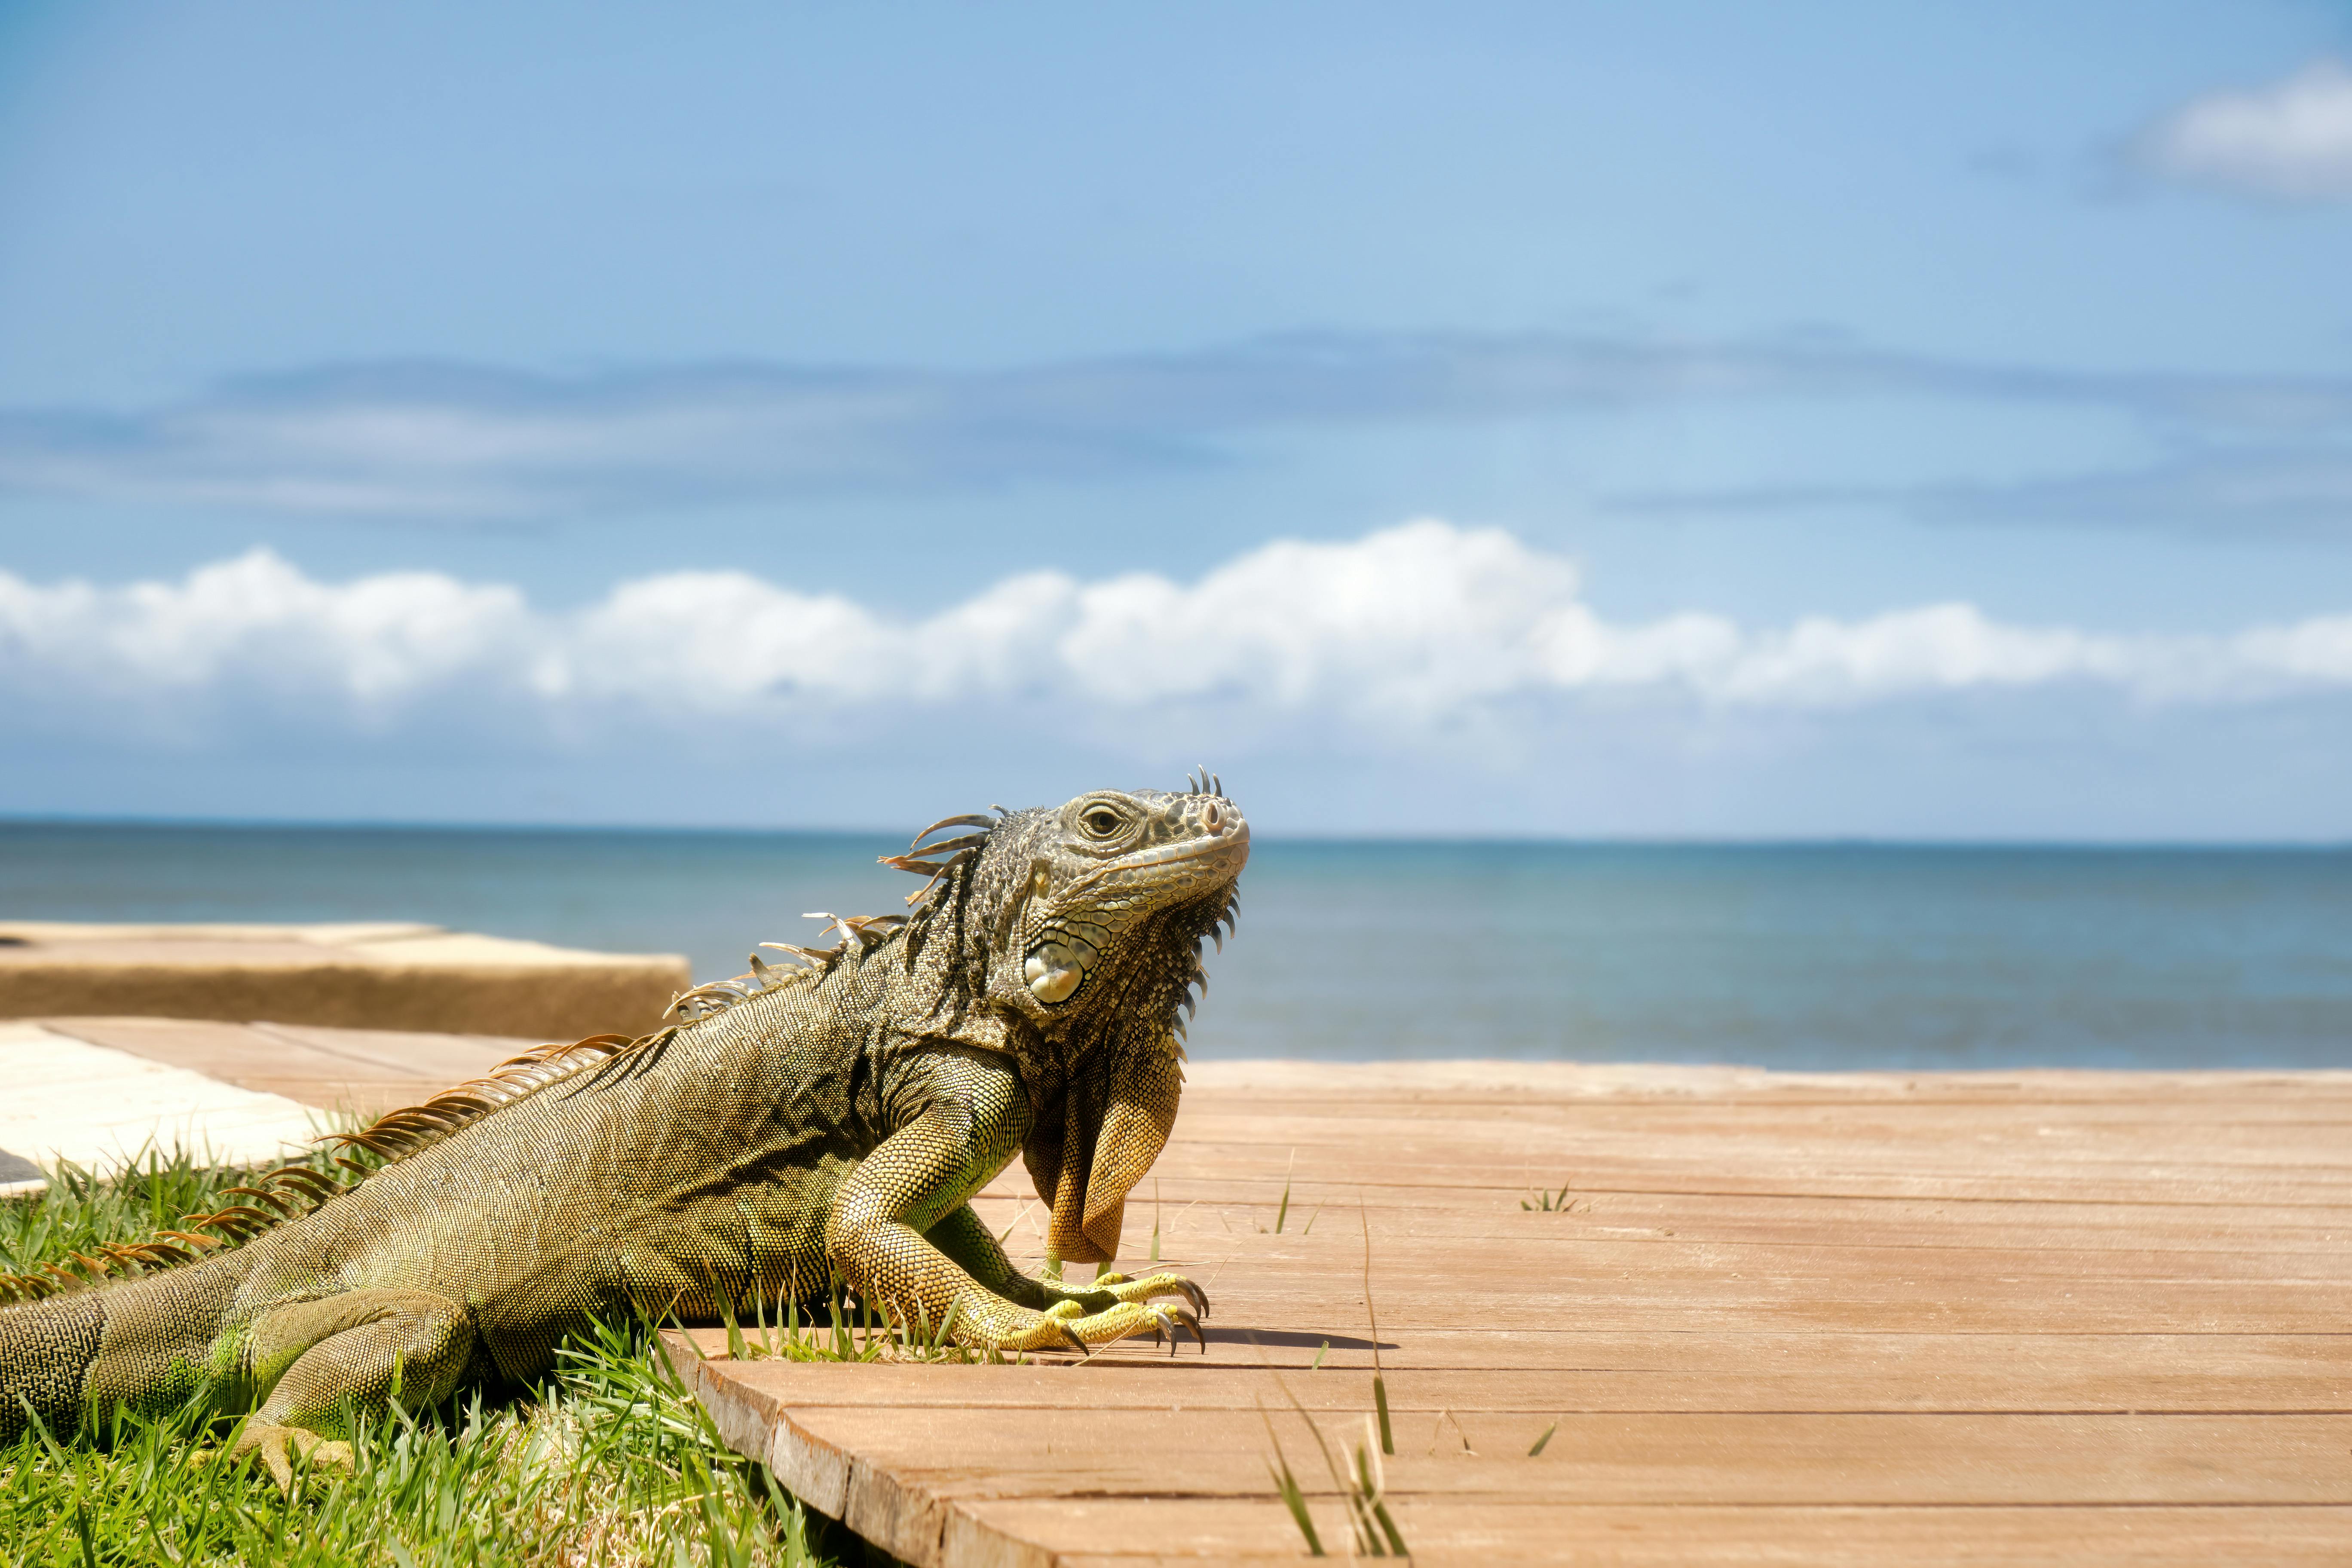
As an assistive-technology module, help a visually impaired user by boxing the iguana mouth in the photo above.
[1061,811,1250,900]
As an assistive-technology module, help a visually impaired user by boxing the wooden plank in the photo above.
[672,1063,2352,1566]
[968,1191,2352,1256]
[668,1331,2352,1409]
[715,1401,2352,1505]
[1035,1503,2352,1568]
[40,1016,531,1116]
[1119,1152,2352,1201]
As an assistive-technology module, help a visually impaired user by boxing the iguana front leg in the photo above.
[824,1054,1203,1352]
[925,1205,1208,1348]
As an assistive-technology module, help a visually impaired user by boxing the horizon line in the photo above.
[1,812,2344,854]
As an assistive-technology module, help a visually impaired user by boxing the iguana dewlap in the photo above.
[0,782,1245,1484]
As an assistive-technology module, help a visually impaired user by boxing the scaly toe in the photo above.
[1071,1299,1208,1351]
[995,1308,1106,1354]
[230,1422,358,1493]
[1102,1271,1210,1319]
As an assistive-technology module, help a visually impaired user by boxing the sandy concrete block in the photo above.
[35,1017,539,1120]
[0,921,691,1038]
[0,1021,325,1184]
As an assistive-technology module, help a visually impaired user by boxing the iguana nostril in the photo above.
[1202,801,1225,833]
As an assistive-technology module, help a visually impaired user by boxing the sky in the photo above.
[1,1,2350,838]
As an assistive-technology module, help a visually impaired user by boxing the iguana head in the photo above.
[987,784,1248,1021]
[889,774,1247,1262]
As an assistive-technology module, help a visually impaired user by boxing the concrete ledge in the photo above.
[40,1016,538,1120]
[0,1018,543,1196]
[0,921,690,1038]
[0,1020,325,1178]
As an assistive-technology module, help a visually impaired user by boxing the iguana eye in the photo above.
[1081,806,1123,838]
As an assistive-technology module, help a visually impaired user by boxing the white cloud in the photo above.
[2140,58,2352,200]
[0,549,530,703]
[2,523,2349,744]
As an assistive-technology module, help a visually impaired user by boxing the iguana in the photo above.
[0,779,1246,1485]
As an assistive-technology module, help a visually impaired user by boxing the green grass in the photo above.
[2,1148,867,1568]
[1257,1385,1408,1559]
[1519,1179,1577,1213]
[1262,1203,1410,1558]
[702,1275,1005,1369]
[1262,1150,1320,1234]
[0,1145,308,1291]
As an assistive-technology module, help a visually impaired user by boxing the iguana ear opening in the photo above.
[1028,1047,1182,1265]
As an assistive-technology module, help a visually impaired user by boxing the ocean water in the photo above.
[3,822,2348,1070]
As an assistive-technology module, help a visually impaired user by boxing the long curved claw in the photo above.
[1165,1304,1206,1353]
[1058,1321,1090,1356]
[1172,1277,1210,1320]
[1143,1305,1207,1356]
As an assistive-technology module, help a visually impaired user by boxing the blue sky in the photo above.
[2,1,2350,836]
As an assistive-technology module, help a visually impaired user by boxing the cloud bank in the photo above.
[3,524,2347,750]
[2139,58,2352,201]
[6,334,2352,528]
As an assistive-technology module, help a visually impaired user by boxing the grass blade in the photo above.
[1362,1199,1393,1455]
[1256,1398,1325,1557]
[73,1498,101,1568]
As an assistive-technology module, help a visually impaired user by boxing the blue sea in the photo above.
[3,822,2349,1070]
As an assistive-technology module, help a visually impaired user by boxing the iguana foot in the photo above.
[1087,1271,1210,1320]
[228,1422,356,1493]
[998,1298,1205,1354]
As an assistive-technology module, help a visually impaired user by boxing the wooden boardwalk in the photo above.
[671,1060,2352,1567]
[15,1018,2349,1562]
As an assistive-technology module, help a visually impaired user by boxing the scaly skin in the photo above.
[0,782,1247,1487]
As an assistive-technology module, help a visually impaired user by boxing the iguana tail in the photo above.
[1,1253,250,1443]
